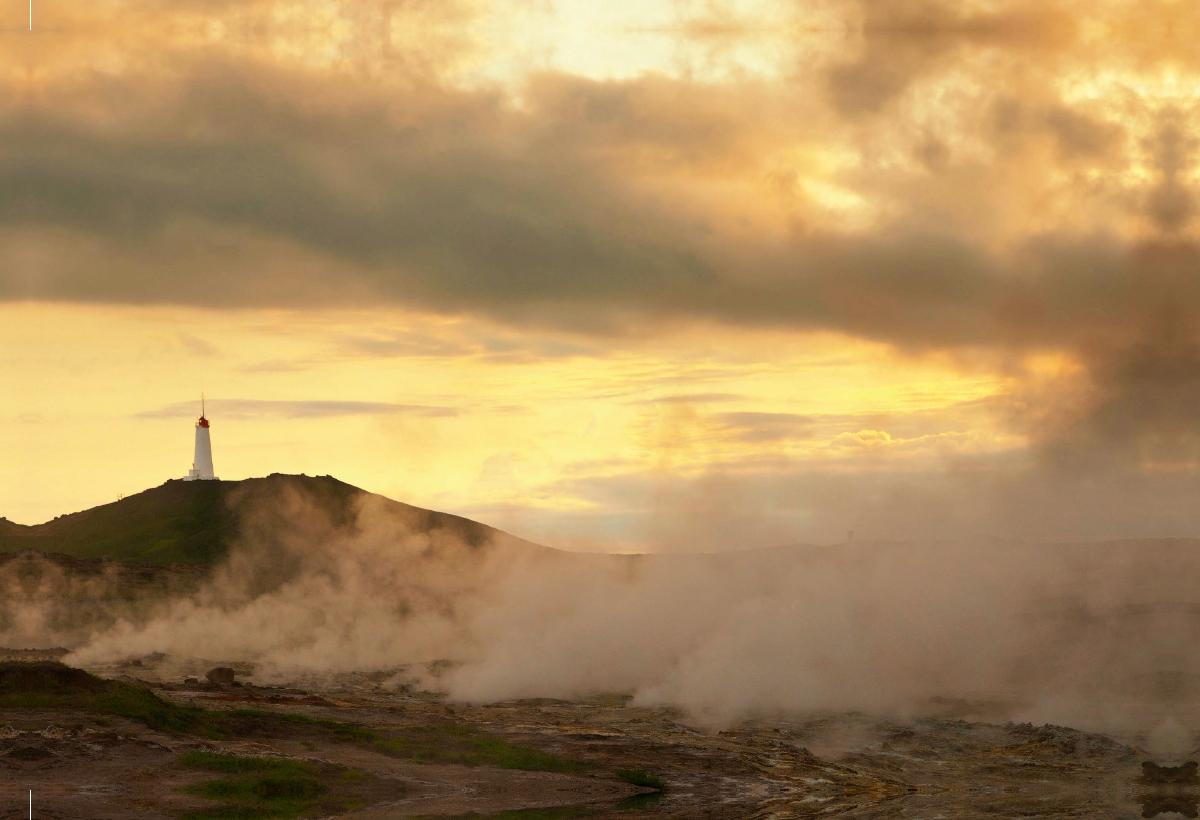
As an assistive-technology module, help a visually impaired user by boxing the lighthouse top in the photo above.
[197,393,210,428]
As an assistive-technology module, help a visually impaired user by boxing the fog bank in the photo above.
[0,485,1176,738]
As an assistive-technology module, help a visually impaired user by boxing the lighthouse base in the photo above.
[184,469,219,481]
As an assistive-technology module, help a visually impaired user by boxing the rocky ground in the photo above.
[0,650,1179,820]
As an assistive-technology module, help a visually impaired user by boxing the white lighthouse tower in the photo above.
[183,395,218,481]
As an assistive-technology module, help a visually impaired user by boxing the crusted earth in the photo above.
[0,651,1174,819]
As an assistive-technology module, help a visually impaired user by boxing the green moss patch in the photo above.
[178,751,366,820]
[0,661,211,734]
[615,768,666,791]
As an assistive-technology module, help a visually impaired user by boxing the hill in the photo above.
[0,474,545,565]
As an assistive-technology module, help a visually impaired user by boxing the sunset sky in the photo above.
[4,0,1200,549]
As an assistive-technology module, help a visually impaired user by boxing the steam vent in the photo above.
[183,398,218,481]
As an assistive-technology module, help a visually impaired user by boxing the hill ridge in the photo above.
[0,473,547,565]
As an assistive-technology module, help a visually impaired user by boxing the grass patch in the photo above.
[179,752,331,820]
[180,750,318,775]
[0,660,214,735]
[92,687,213,735]
[0,660,107,702]
[616,768,666,791]
[177,751,401,819]
[2,662,591,784]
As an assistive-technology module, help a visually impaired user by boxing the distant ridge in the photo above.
[0,474,548,565]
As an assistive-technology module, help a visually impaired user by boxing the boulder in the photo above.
[205,667,236,685]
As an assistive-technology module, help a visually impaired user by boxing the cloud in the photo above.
[715,411,817,442]
[339,332,472,359]
[710,399,1008,445]
[176,333,218,357]
[137,399,458,420]
[5,0,1200,511]
[0,3,1134,345]
[0,4,1166,352]
[646,393,744,404]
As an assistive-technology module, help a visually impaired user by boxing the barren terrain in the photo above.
[0,649,1174,820]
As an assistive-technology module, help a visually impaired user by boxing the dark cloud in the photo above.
[0,72,716,322]
[0,67,1159,364]
[1044,106,1122,160]
[0,26,1159,352]
[1146,116,1195,232]
[0,87,1084,345]
[825,1,1073,117]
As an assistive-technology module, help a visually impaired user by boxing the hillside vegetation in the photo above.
[0,474,526,565]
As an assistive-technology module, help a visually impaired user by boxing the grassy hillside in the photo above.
[1,479,233,564]
[0,474,529,565]
[0,517,28,539]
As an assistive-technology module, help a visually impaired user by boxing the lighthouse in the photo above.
[183,396,218,481]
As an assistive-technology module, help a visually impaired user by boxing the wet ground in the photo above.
[0,650,1183,819]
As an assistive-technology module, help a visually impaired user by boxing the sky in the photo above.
[3,0,1200,549]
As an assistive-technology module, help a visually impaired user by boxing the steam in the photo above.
[7,482,1193,739]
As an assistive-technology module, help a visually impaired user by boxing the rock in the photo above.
[206,667,236,685]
